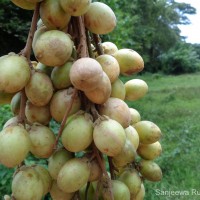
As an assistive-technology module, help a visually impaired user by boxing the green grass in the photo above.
[122,72,200,200]
[1,73,200,199]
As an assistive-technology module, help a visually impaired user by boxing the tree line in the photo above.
[0,0,200,74]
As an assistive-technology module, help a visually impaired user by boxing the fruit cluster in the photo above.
[0,1,163,200]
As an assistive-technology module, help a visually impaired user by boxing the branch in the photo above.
[108,157,115,180]
[92,34,104,56]
[53,89,78,149]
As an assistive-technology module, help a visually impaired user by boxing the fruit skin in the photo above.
[137,141,162,160]
[12,166,44,200]
[110,78,126,100]
[0,91,14,105]
[60,0,91,16]
[33,30,73,66]
[61,112,94,152]
[125,79,148,101]
[139,159,162,182]
[99,97,131,128]
[10,92,21,115]
[57,157,90,193]
[11,0,36,10]
[130,108,141,125]
[84,2,116,34]
[25,71,54,106]
[93,118,126,157]
[134,121,162,144]
[29,123,56,158]
[125,126,139,150]
[70,57,103,92]
[0,125,31,168]
[40,0,71,30]
[0,54,30,93]
[50,87,81,122]
[50,180,75,200]
[131,183,145,200]
[48,148,73,180]
[79,183,94,200]
[113,49,144,76]
[102,41,118,55]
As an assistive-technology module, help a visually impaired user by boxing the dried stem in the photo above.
[92,34,104,56]
[53,89,78,149]
[18,89,27,125]
[86,30,95,58]
[108,157,115,180]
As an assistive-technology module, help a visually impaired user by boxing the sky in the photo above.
[175,0,200,44]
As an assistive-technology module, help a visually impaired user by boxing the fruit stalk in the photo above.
[93,33,104,55]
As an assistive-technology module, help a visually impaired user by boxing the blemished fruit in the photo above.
[113,49,144,75]
[102,41,118,55]
[84,2,116,34]
[125,79,148,101]
[0,54,30,93]
[131,183,145,200]
[59,0,91,16]
[57,157,90,193]
[12,166,44,200]
[93,118,126,157]
[139,159,162,182]
[0,125,31,168]
[134,120,162,144]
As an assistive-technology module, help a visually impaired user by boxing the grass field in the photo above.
[0,73,200,199]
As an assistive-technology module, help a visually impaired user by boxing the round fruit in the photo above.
[96,54,120,83]
[70,57,103,92]
[0,125,31,168]
[79,183,95,200]
[139,159,162,182]
[84,2,116,34]
[130,108,141,125]
[93,118,126,157]
[11,0,36,10]
[50,181,75,200]
[102,41,118,55]
[29,123,56,158]
[88,158,102,182]
[113,49,144,75]
[60,0,91,16]
[33,30,73,66]
[125,126,140,150]
[57,157,90,193]
[25,71,53,106]
[40,0,71,30]
[3,116,19,129]
[0,54,30,93]
[98,97,131,128]
[51,62,72,89]
[12,166,44,200]
[84,72,111,104]
[125,79,148,101]
[137,141,162,160]
[48,148,73,180]
[25,100,51,125]
[134,121,162,144]
[131,183,145,200]
[50,87,81,122]
[61,112,93,152]
[0,91,14,105]
[10,92,21,115]
[111,78,126,100]
[35,62,53,76]
[119,169,142,197]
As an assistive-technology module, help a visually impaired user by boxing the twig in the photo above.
[108,157,115,180]
[86,30,95,58]
[18,89,27,125]
[92,34,104,56]
[53,89,78,149]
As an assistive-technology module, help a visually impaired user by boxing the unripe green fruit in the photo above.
[130,108,141,125]
[57,157,90,193]
[29,123,56,158]
[99,97,131,128]
[137,141,162,160]
[110,78,126,100]
[12,166,44,200]
[25,71,54,106]
[40,0,71,30]
[113,49,144,75]
[51,62,72,89]
[134,121,162,144]
[118,169,142,197]
[60,0,91,16]
[125,79,148,101]
[11,0,36,10]
[84,2,116,34]
[93,118,126,157]
[61,112,93,152]
[0,54,30,93]
[96,54,120,83]
[25,100,51,125]
[33,30,73,66]
[139,160,162,182]
[35,62,53,76]
[50,181,75,200]
[79,183,94,200]
[102,41,118,55]
[0,125,31,168]
[50,87,81,122]
[48,148,73,180]
[10,92,21,115]
[131,183,145,200]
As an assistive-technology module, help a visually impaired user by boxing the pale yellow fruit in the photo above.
[102,41,118,55]
[125,126,139,150]
[131,183,145,200]
[111,78,126,100]
[11,0,36,10]
[130,108,141,125]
